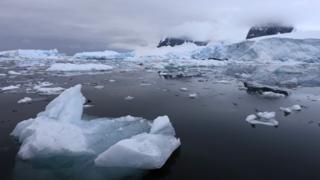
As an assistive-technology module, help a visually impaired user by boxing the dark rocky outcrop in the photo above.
[246,24,294,39]
[157,38,208,48]
[243,82,289,96]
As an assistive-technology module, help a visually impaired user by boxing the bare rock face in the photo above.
[157,37,208,48]
[246,24,294,39]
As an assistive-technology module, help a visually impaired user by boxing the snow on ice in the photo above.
[11,85,180,169]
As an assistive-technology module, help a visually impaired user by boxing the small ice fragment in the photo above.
[257,111,276,119]
[124,96,135,101]
[245,111,278,127]
[94,85,104,89]
[280,107,292,114]
[189,93,197,99]
[261,91,286,99]
[291,104,302,111]
[140,83,152,86]
[1,84,21,91]
[0,73,6,77]
[17,97,32,104]
[8,70,21,75]
[109,79,116,82]
[280,104,302,115]
[180,87,188,92]
[83,104,94,108]
[245,114,257,122]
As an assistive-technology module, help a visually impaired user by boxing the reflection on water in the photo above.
[1,71,320,180]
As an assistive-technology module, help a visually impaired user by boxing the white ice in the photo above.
[94,116,181,169]
[33,82,65,95]
[73,50,133,60]
[261,91,286,99]
[245,111,278,127]
[11,85,180,169]
[17,97,32,104]
[1,84,21,91]
[0,49,64,59]
[280,104,302,114]
[47,63,114,72]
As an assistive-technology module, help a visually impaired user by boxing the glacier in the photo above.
[11,85,180,169]
[0,49,64,60]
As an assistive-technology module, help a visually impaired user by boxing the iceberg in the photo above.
[47,63,113,71]
[72,50,133,60]
[11,85,180,169]
[0,49,64,60]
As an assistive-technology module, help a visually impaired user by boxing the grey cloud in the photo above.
[0,0,319,54]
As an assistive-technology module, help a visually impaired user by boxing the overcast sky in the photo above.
[0,0,319,54]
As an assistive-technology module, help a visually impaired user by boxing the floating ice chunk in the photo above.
[180,87,188,92]
[33,85,65,95]
[246,111,278,126]
[109,79,116,83]
[95,133,180,169]
[257,111,276,119]
[140,83,152,86]
[189,93,198,99]
[8,70,21,75]
[11,85,180,168]
[261,91,286,99]
[95,116,180,169]
[47,63,113,71]
[17,97,32,104]
[291,104,302,111]
[280,104,302,115]
[94,85,104,89]
[124,96,135,101]
[1,84,21,91]
[280,107,292,114]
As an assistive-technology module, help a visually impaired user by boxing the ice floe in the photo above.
[11,85,180,169]
[124,96,135,101]
[188,93,198,99]
[8,70,21,75]
[17,97,32,104]
[33,82,65,95]
[245,111,279,127]
[280,104,302,115]
[47,63,114,71]
[1,84,21,91]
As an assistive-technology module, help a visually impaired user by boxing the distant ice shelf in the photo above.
[47,63,114,71]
